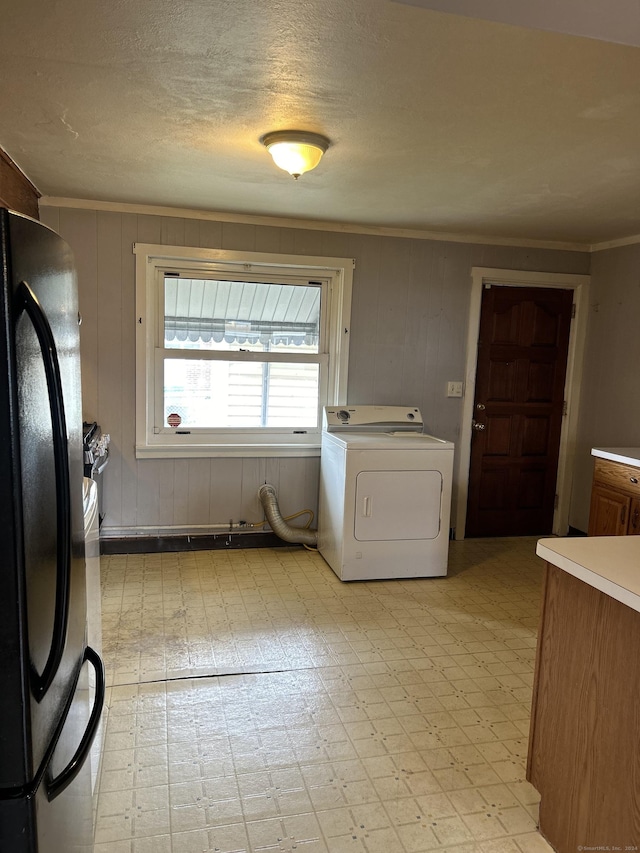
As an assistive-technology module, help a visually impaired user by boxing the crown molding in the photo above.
[590,233,640,252]
[39,196,591,253]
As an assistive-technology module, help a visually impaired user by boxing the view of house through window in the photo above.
[134,245,353,457]
[163,278,321,429]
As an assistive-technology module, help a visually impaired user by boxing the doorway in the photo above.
[455,268,590,540]
[466,285,572,537]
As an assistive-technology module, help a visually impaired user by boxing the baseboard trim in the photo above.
[100,531,295,555]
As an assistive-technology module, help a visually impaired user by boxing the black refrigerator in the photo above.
[0,209,105,852]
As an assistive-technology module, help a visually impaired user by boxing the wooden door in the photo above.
[465,286,573,537]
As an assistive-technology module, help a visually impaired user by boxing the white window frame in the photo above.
[134,244,353,458]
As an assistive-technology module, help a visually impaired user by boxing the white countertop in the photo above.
[537,536,640,613]
[592,447,640,466]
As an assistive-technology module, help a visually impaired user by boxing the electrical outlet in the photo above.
[447,381,464,397]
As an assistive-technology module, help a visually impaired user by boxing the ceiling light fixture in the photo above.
[261,130,330,179]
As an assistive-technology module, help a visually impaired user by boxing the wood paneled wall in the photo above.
[40,206,590,537]
[0,148,40,219]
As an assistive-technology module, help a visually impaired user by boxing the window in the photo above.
[134,244,353,457]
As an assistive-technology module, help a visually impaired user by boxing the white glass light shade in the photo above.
[262,131,330,179]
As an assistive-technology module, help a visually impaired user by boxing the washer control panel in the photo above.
[323,405,423,432]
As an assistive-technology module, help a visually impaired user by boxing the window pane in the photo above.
[164,278,321,354]
[163,359,319,428]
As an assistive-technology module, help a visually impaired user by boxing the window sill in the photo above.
[135,442,321,459]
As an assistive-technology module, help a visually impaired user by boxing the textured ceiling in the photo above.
[391,0,640,48]
[3,0,640,246]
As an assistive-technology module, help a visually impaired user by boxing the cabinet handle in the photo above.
[620,505,627,526]
[630,477,638,484]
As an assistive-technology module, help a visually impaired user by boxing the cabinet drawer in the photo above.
[593,458,640,494]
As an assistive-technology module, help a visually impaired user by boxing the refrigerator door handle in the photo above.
[14,280,72,701]
[46,646,105,802]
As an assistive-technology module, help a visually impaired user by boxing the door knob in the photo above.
[476,403,486,411]
[472,420,486,431]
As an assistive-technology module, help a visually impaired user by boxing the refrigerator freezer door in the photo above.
[0,647,104,853]
[1,211,87,786]
[0,210,94,851]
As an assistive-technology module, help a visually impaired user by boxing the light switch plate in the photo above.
[447,381,464,397]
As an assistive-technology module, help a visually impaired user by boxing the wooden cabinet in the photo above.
[0,147,40,219]
[588,457,640,536]
[630,497,640,535]
[527,562,640,852]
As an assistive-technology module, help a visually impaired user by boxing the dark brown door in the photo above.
[465,286,573,537]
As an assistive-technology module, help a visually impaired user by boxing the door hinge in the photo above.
[562,400,568,416]
[554,494,559,510]
[571,303,576,319]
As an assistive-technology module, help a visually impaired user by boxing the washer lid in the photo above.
[323,405,423,432]
[324,430,454,450]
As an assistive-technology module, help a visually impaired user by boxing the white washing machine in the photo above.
[318,405,454,581]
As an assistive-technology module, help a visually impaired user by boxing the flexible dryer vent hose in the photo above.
[258,483,318,546]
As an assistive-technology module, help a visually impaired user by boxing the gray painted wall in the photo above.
[40,206,590,537]
[570,244,640,532]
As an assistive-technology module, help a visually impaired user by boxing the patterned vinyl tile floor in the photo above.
[93,538,553,853]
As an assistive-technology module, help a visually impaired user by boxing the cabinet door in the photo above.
[588,486,630,536]
[628,498,640,535]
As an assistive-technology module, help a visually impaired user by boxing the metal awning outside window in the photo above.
[164,278,321,346]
